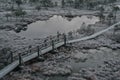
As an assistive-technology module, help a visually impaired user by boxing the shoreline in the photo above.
[0,9,99,51]
[0,9,98,32]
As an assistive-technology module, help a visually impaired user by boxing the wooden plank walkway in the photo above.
[68,22,120,43]
[0,42,65,79]
[0,22,120,79]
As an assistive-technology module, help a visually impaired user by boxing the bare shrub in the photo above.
[77,23,95,36]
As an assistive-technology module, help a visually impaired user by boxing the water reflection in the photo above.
[15,15,99,38]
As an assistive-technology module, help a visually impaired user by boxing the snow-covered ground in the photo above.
[3,34,120,80]
[0,1,120,79]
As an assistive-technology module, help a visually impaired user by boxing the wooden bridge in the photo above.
[0,21,120,79]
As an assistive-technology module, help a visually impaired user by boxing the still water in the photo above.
[18,15,99,38]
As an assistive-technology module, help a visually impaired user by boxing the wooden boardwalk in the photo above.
[0,22,120,79]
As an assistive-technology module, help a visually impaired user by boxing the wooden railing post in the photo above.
[44,39,47,47]
[52,40,54,50]
[29,45,32,53]
[10,51,13,63]
[63,33,67,46]
[37,46,40,57]
[57,31,60,42]
[18,53,22,65]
